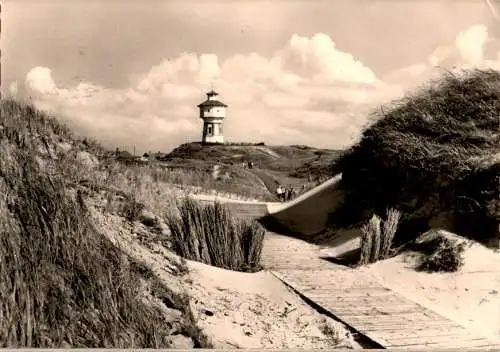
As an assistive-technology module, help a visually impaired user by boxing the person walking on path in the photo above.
[276,185,284,202]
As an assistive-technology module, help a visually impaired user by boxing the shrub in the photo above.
[416,236,466,273]
[332,68,500,244]
[166,198,265,272]
[119,196,145,222]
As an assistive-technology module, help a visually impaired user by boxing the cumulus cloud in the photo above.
[25,67,57,94]
[17,27,500,153]
[277,33,379,84]
[19,33,385,153]
[384,23,500,96]
[429,24,500,68]
[455,24,489,65]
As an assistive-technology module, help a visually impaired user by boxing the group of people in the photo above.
[240,161,254,169]
[275,184,296,202]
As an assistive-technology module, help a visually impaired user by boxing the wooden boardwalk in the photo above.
[196,199,500,349]
[263,232,500,349]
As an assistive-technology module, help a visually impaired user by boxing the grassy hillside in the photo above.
[0,99,211,348]
[162,142,341,198]
[330,68,500,246]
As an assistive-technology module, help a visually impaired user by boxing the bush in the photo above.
[166,198,265,272]
[416,236,466,273]
[332,69,500,244]
[119,196,145,222]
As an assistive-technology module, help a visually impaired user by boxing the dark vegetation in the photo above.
[331,69,500,246]
[166,198,265,272]
[0,99,211,348]
[413,231,467,272]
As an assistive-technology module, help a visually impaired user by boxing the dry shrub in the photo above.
[416,236,466,273]
[166,198,265,272]
[119,196,145,222]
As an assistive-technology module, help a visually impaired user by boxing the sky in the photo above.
[3,0,500,153]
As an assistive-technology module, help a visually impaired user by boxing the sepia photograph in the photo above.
[1,0,499,349]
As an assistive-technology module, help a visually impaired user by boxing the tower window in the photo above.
[207,124,212,135]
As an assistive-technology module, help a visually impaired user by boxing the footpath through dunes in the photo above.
[191,194,500,349]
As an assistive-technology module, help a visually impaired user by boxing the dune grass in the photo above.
[359,209,401,265]
[332,68,500,244]
[0,99,211,348]
[166,198,265,272]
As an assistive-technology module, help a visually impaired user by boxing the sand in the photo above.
[89,202,355,349]
[185,260,356,349]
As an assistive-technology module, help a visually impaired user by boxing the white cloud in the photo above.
[277,33,379,84]
[429,24,497,68]
[8,81,19,96]
[25,67,57,94]
[384,23,500,97]
[20,26,500,154]
[455,24,489,65]
[20,33,385,153]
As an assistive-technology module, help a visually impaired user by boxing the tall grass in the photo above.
[166,198,265,272]
[381,208,402,257]
[0,99,211,348]
[359,209,401,265]
[103,161,271,204]
[359,216,376,265]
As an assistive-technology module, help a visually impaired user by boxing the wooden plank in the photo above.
[308,293,407,303]
[383,332,489,344]
[306,287,398,295]
[342,311,455,325]
[347,318,461,331]
[386,338,500,349]
[322,306,419,316]
[303,288,398,298]
[364,326,468,336]
[368,326,473,339]
[276,274,383,290]
[310,300,417,315]
[277,268,376,281]
[342,310,450,324]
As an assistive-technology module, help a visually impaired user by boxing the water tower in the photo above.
[197,89,227,144]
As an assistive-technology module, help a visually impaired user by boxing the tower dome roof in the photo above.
[197,89,228,108]
[197,100,228,108]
